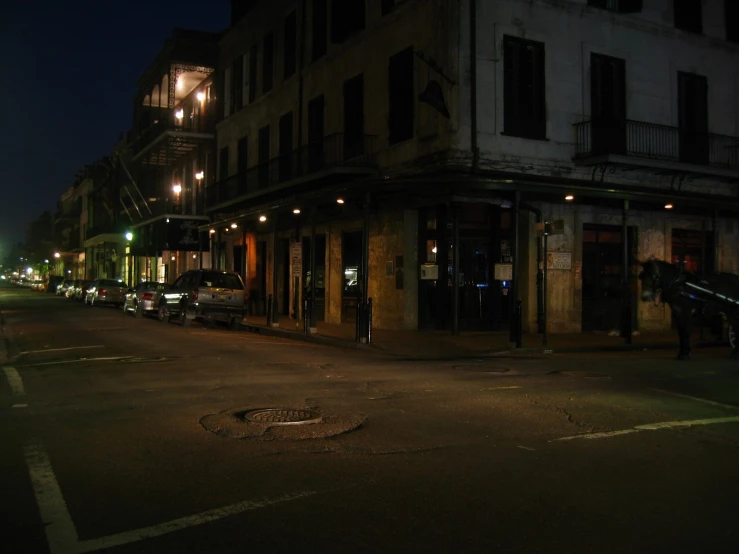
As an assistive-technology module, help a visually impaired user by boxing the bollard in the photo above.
[367,298,373,345]
[355,297,362,342]
[303,299,308,334]
[267,294,273,326]
[273,295,279,325]
[516,299,523,348]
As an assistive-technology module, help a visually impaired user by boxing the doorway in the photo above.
[302,234,326,321]
[582,224,623,332]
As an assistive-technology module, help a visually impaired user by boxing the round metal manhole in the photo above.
[241,408,322,426]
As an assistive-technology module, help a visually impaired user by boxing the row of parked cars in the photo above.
[52,270,248,328]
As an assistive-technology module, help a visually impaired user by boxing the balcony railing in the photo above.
[85,222,128,241]
[205,133,377,207]
[130,112,216,158]
[574,120,739,169]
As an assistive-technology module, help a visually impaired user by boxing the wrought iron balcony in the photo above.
[205,133,377,208]
[130,112,216,164]
[574,119,739,171]
[85,221,129,241]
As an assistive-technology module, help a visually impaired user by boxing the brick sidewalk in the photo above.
[241,315,726,358]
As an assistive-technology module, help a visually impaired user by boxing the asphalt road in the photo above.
[2,283,739,554]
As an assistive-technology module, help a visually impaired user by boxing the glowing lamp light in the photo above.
[565,195,574,201]
[293,208,301,214]
[54,253,60,258]
[259,215,267,222]
[196,91,206,102]
[175,109,184,120]
[125,232,133,241]
[665,203,674,210]
[336,198,345,204]
[44,259,49,263]
[209,229,216,234]
[26,267,32,274]
[195,171,204,180]
[230,223,238,229]
[172,184,182,194]
[171,256,176,261]
[432,247,438,254]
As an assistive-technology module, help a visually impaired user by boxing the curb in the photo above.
[240,323,362,350]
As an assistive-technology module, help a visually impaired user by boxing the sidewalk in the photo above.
[240,315,727,359]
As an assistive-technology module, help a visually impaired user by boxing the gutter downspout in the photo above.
[469,0,479,172]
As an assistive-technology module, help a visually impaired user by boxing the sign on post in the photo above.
[291,242,302,276]
[546,252,572,270]
[535,220,566,237]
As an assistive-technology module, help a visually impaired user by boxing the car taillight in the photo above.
[192,289,199,301]
[142,293,153,300]
[99,289,107,295]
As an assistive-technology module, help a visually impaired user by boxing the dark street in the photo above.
[2,283,739,553]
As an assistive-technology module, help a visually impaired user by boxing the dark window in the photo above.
[678,72,708,165]
[284,11,297,79]
[674,0,702,33]
[279,112,294,181]
[308,95,325,171]
[388,47,414,144]
[727,0,739,42]
[312,0,327,61]
[258,125,271,187]
[588,0,642,12]
[381,0,395,16]
[331,0,365,44]
[218,145,229,180]
[590,53,626,155]
[231,55,244,113]
[263,32,274,93]
[248,45,258,103]
[503,35,546,140]
[199,272,244,290]
[343,73,365,159]
[237,137,248,174]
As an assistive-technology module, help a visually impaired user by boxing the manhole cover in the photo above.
[241,408,322,426]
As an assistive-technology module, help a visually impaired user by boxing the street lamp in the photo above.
[125,232,133,241]
[54,252,60,258]
[172,184,182,194]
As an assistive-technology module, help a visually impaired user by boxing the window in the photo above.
[248,45,258,103]
[587,0,642,12]
[279,112,294,181]
[284,11,297,79]
[678,72,708,165]
[258,125,271,187]
[343,73,365,159]
[218,145,229,181]
[230,55,244,114]
[263,33,274,93]
[727,0,739,43]
[590,53,626,155]
[503,36,546,140]
[381,0,396,16]
[331,0,365,44]
[308,95,325,171]
[312,0,327,61]
[388,47,414,144]
[237,137,248,175]
[674,0,702,33]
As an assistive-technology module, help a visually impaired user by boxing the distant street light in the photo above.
[125,232,133,241]
[173,184,182,194]
[54,252,60,258]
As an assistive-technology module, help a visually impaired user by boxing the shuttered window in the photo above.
[503,36,546,140]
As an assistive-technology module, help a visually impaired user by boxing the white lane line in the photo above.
[649,388,739,410]
[3,366,25,395]
[24,440,79,554]
[12,404,28,408]
[76,490,317,553]
[29,356,136,367]
[553,415,739,442]
[19,346,105,355]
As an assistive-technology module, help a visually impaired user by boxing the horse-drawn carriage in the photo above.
[638,259,739,360]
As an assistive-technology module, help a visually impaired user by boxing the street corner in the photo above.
[199,406,367,441]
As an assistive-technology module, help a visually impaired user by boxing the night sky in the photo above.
[0,0,229,259]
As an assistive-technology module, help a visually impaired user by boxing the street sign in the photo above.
[291,242,302,276]
[535,220,565,237]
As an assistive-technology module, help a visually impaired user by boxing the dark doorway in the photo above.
[307,95,325,172]
[233,245,243,276]
[302,234,326,321]
[341,230,363,323]
[591,53,626,155]
[582,224,623,332]
[678,72,709,165]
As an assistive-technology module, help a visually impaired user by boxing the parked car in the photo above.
[123,281,165,317]
[74,280,94,301]
[66,279,81,298]
[56,279,74,296]
[157,270,246,328]
[85,278,129,307]
[47,276,64,294]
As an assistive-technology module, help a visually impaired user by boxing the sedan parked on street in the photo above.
[123,281,165,318]
[85,278,128,307]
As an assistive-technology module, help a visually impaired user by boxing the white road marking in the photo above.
[12,403,28,408]
[76,490,317,553]
[19,345,105,355]
[517,445,535,451]
[3,366,25,395]
[649,388,739,410]
[28,356,136,367]
[554,415,739,442]
[24,440,79,554]
[23,439,317,554]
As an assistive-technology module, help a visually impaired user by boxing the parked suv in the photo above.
[157,270,246,328]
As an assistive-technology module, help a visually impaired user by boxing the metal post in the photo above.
[543,231,548,347]
[700,218,707,340]
[267,293,273,326]
[216,228,222,270]
[713,209,719,271]
[451,205,460,336]
[303,299,309,333]
[367,298,373,344]
[198,231,204,270]
[622,200,632,344]
[512,192,521,348]
[272,225,279,326]
[361,195,371,341]
[309,212,317,332]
